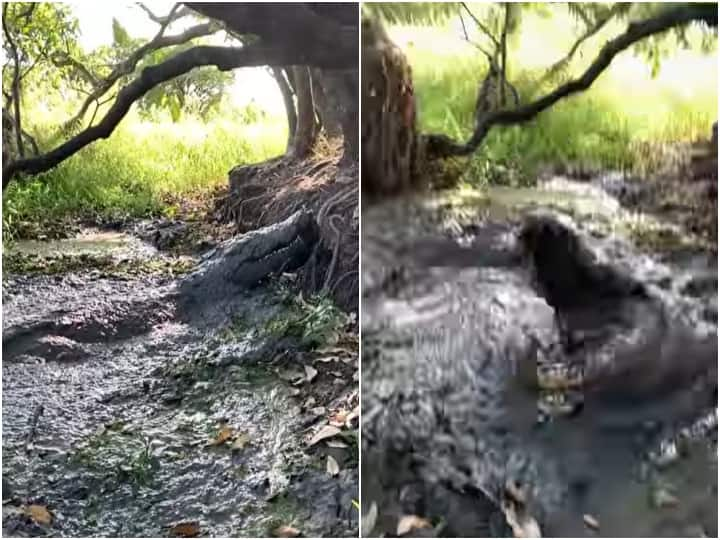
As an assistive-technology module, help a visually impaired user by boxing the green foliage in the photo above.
[265,291,350,349]
[2,3,81,92]
[111,17,133,49]
[138,44,234,121]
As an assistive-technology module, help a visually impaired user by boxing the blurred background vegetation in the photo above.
[365,2,717,187]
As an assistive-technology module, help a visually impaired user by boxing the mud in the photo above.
[361,176,717,537]
[2,223,359,537]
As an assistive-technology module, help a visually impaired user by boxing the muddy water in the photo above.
[3,230,358,537]
[361,176,716,537]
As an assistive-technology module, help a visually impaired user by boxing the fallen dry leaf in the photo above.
[360,501,378,537]
[326,455,340,476]
[329,410,348,427]
[315,355,339,363]
[288,388,302,397]
[397,515,432,536]
[310,406,327,416]
[272,524,300,537]
[304,365,318,382]
[25,504,51,525]
[231,433,251,450]
[326,439,348,449]
[502,500,542,538]
[208,425,233,446]
[169,521,200,537]
[583,514,599,530]
[308,425,341,446]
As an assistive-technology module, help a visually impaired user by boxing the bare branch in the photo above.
[459,10,493,62]
[425,4,718,159]
[541,3,631,85]
[63,21,219,130]
[137,2,192,25]
[460,2,500,50]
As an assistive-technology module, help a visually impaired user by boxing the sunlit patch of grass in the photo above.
[3,106,287,242]
[390,18,717,187]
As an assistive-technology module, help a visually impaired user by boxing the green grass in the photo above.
[3,106,286,243]
[390,18,717,186]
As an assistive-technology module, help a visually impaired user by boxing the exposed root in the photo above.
[217,144,358,311]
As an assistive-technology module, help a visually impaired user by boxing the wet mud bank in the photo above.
[361,178,717,537]
[2,212,359,537]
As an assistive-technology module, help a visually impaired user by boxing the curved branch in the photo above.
[425,4,718,159]
[137,2,192,25]
[63,21,220,130]
[541,3,632,85]
[3,44,318,187]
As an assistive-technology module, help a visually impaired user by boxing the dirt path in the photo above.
[361,176,716,537]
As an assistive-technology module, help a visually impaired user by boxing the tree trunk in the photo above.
[271,66,297,152]
[499,4,510,107]
[289,66,319,158]
[311,68,342,139]
[312,68,358,162]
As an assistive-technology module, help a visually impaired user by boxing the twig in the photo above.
[25,404,44,452]
[322,214,344,293]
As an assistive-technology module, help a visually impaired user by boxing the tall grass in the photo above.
[390,16,717,186]
[3,104,286,241]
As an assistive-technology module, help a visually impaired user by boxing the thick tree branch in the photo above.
[425,4,718,159]
[3,42,348,187]
[185,3,357,68]
[63,21,219,130]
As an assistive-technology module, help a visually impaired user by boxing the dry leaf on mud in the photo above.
[272,524,300,537]
[308,425,341,446]
[326,455,340,476]
[310,406,327,416]
[169,521,200,537]
[360,501,378,537]
[288,387,302,397]
[502,501,542,538]
[315,355,339,363]
[208,426,233,446]
[326,439,348,449]
[304,365,318,382]
[231,433,251,450]
[397,515,432,536]
[329,410,348,427]
[25,504,51,525]
[583,514,599,530]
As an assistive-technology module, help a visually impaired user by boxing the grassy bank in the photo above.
[3,107,286,242]
[389,16,717,186]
